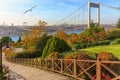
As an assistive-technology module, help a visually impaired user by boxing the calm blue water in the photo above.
[11,30,83,42]
[11,36,19,42]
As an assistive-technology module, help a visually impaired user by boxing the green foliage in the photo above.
[42,37,71,58]
[98,40,111,45]
[82,45,120,59]
[73,40,110,49]
[0,36,13,46]
[14,49,42,58]
[111,38,120,45]
[116,18,120,28]
[99,51,120,74]
[47,52,61,59]
[79,24,106,43]
[35,34,51,52]
[107,28,120,39]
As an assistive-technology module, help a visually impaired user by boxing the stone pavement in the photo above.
[2,53,72,80]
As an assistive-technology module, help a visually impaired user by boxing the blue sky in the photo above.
[0,0,120,26]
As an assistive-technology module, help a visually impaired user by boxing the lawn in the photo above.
[81,44,120,59]
[62,44,120,59]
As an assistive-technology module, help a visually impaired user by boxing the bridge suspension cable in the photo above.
[100,3,120,11]
[53,3,87,26]
[65,9,88,23]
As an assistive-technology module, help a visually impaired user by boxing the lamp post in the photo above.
[0,42,2,79]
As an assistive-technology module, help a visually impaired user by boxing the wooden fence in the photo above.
[6,57,120,80]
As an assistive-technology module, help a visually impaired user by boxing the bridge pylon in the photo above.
[88,0,100,28]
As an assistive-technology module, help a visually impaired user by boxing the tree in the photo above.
[22,20,47,49]
[54,30,68,41]
[116,18,120,28]
[42,37,71,58]
[35,34,51,53]
[0,36,12,46]
[17,36,21,43]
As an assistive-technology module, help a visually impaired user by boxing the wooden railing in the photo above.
[6,57,120,80]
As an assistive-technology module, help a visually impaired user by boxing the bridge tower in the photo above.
[88,0,100,28]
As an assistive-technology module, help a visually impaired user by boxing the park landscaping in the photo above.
[2,19,120,80]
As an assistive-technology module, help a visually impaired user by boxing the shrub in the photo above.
[64,54,74,65]
[111,38,120,45]
[42,37,71,58]
[74,43,88,49]
[35,34,51,52]
[73,40,110,49]
[99,51,119,61]
[14,49,42,58]
[47,52,61,59]
[76,51,91,60]
[98,40,111,45]
[75,52,93,79]
[107,28,120,39]
[54,30,68,41]
[98,51,120,76]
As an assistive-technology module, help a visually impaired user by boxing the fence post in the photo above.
[61,58,63,73]
[74,59,77,80]
[52,59,54,71]
[45,58,47,69]
[96,56,101,80]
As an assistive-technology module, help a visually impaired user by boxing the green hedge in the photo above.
[74,40,111,49]
[111,38,120,45]
[107,28,120,39]
[14,50,42,58]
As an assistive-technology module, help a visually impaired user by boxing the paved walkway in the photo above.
[2,53,72,80]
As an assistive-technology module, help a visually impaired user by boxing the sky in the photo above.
[0,0,120,26]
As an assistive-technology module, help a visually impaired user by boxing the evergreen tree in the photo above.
[42,37,71,58]
[116,18,120,28]
[17,36,21,43]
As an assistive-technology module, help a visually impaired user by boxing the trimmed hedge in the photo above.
[74,40,111,49]
[107,28,120,39]
[111,38,120,45]
[14,49,42,58]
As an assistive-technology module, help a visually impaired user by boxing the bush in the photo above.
[107,28,120,39]
[42,37,71,58]
[35,34,51,52]
[64,54,74,65]
[76,52,93,79]
[14,49,42,58]
[98,40,111,45]
[99,51,119,61]
[76,51,91,60]
[111,38,120,45]
[47,52,61,59]
[98,51,120,76]
[73,40,110,49]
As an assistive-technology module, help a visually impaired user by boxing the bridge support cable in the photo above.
[53,3,87,26]
[100,3,120,11]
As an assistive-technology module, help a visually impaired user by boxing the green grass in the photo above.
[81,44,120,59]
[62,44,120,59]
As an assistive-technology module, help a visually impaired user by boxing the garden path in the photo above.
[2,53,72,80]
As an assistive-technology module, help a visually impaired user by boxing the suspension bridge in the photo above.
[2,0,120,80]
[0,0,120,37]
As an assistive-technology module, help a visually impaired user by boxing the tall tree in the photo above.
[116,18,120,28]
[17,36,21,43]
